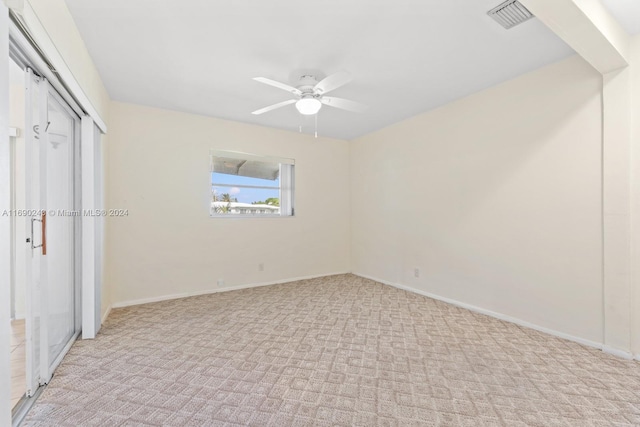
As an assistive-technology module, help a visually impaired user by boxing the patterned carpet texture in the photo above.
[23,274,640,426]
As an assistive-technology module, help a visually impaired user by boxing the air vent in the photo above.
[488,0,534,29]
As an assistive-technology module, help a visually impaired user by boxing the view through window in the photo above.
[210,151,295,217]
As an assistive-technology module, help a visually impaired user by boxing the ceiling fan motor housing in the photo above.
[297,75,321,94]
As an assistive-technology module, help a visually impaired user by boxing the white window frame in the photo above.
[210,150,295,218]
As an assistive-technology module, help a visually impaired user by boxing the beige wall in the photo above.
[350,55,604,344]
[631,34,640,357]
[106,102,350,305]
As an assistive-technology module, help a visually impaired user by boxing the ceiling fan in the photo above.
[251,71,367,116]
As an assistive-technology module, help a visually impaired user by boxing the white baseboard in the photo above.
[101,305,112,324]
[602,345,633,360]
[353,272,605,353]
[111,271,350,309]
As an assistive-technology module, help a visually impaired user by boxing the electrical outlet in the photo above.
[414,268,420,278]
[258,263,264,272]
[217,279,224,287]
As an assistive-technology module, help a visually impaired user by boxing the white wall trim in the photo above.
[602,345,634,360]
[81,116,98,339]
[353,272,607,353]
[111,272,350,309]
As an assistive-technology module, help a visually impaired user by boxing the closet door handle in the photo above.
[41,212,46,255]
[31,212,47,255]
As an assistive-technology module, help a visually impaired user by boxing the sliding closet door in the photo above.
[41,86,79,381]
[24,69,80,391]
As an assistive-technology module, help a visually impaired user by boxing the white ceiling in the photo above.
[64,0,574,140]
[602,0,640,36]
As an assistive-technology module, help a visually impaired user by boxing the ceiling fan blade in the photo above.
[251,99,297,115]
[321,96,368,113]
[314,71,352,95]
[253,77,302,96]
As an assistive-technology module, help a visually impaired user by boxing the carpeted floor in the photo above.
[22,274,640,426]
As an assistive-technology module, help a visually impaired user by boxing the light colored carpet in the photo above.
[22,274,640,426]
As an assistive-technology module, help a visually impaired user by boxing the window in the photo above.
[210,150,295,217]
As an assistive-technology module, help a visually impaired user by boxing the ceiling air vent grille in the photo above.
[488,0,534,29]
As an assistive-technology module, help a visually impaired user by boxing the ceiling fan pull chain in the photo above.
[315,114,318,139]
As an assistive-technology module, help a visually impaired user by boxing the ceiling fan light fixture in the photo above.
[296,97,322,115]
